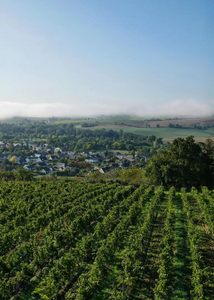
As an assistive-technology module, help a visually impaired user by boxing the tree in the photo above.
[119,168,143,185]
[153,137,163,148]
[10,156,16,163]
[87,171,104,183]
[145,136,213,189]
[201,138,214,157]
[130,150,135,157]
[147,135,156,143]
[15,168,34,181]
[2,158,10,165]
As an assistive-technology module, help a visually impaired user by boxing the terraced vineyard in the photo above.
[1,182,214,299]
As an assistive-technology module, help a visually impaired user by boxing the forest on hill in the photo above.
[0,122,161,152]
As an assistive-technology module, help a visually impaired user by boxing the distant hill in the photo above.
[148,117,214,128]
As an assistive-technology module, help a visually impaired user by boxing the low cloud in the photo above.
[141,99,214,117]
[0,99,213,119]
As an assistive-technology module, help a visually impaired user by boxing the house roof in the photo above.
[24,165,34,170]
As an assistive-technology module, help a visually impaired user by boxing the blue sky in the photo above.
[0,0,214,117]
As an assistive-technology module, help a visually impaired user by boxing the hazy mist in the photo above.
[0,99,213,119]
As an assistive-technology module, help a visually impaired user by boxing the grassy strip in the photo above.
[133,194,167,299]
[171,195,191,300]
[181,189,204,300]
[154,188,175,300]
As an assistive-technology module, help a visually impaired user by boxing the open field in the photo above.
[53,119,86,124]
[95,117,214,128]
[9,115,213,142]
[53,117,145,125]
[53,116,214,128]
[81,124,214,141]
[54,116,214,142]
[148,117,214,128]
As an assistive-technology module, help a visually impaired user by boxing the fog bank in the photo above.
[0,99,213,119]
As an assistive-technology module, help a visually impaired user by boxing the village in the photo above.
[0,140,146,177]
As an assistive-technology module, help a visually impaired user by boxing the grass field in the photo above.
[80,124,214,141]
[52,116,214,142]
[148,117,214,128]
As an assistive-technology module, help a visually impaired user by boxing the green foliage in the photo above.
[1,182,214,299]
[0,169,33,181]
[16,168,34,181]
[145,136,213,188]
[87,171,105,183]
[119,168,143,185]
[154,187,175,300]
[0,123,158,152]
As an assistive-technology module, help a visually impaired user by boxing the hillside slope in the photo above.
[0,182,214,299]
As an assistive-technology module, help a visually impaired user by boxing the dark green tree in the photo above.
[145,136,213,188]
[15,168,34,181]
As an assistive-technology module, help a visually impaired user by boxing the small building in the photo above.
[23,165,35,171]
[48,155,59,161]
[55,162,66,169]
[26,157,38,163]
[17,158,27,165]
[99,166,111,174]
[85,159,99,163]
[37,162,47,167]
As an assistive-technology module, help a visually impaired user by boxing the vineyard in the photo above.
[1,182,214,299]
